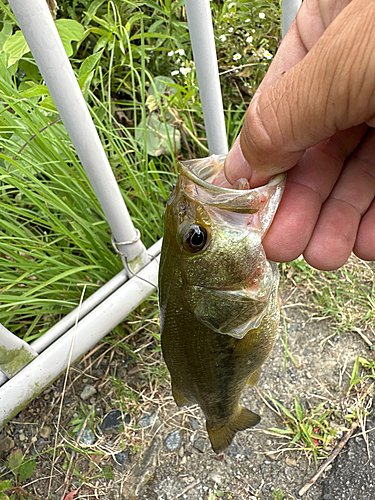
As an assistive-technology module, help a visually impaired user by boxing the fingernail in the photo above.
[224,136,252,186]
[232,178,250,190]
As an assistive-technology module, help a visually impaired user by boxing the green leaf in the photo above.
[0,53,12,85]
[8,450,22,473]
[3,19,85,66]
[102,465,114,480]
[130,32,170,41]
[294,397,304,422]
[136,113,180,157]
[268,427,293,435]
[267,395,297,422]
[0,20,13,51]
[20,84,50,98]
[84,0,108,20]
[18,59,41,82]
[350,355,361,387]
[3,31,30,67]
[140,0,165,13]
[0,481,13,493]
[291,431,301,444]
[55,19,85,57]
[79,50,103,77]
[39,96,58,112]
[18,460,36,483]
[149,76,176,97]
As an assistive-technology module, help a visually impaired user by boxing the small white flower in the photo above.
[228,2,236,8]
[263,50,273,60]
[180,67,191,76]
[246,36,253,43]
[228,27,234,32]
[233,53,242,61]
[175,48,185,56]
[168,50,174,57]
[219,35,227,42]
[171,70,179,76]
[245,18,251,22]
[259,12,265,19]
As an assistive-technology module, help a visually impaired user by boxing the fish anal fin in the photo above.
[206,406,260,454]
[247,366,262,386]
[172,383,191,408]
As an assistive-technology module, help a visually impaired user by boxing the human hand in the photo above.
[224,0,375,270]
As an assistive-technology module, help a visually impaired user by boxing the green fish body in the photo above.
[159,155,285,453]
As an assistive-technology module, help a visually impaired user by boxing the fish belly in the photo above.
[161,289,279,453]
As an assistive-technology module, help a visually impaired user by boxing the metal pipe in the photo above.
[31,240,162,354]
[184,0,228,155]
[8,0,148,270]
[0,248,160,428]
[0,239,162,388]
[282,0,302,38]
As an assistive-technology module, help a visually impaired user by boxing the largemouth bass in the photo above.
[158,155,285,453]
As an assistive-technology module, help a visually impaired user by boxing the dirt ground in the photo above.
[0,262,374,500]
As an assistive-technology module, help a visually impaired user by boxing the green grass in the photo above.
[267,395,338,467]
[0,0,282,341]
[272,490,285,500]
[281,256,375,345]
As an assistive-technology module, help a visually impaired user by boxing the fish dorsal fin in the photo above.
[246,366,262,386]
[206,406,260,454]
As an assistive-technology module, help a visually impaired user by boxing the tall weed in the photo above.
[0,0,281,340]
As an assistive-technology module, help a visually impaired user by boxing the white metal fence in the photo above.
[0,0,301,427]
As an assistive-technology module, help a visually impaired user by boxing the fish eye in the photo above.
[182,225,208,253]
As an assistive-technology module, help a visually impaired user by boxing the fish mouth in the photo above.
[178,155,285,215]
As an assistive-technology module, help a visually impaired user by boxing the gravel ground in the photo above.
[0,274,374,500]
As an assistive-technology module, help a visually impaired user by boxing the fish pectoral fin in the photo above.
[172,384,192,408]
[246,366,262,386]
[206,406,260,454]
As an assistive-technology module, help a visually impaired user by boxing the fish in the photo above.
[158,154,285,454]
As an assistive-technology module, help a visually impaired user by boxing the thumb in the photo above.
[225,0,375,187]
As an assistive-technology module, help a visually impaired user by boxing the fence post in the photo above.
[282,0,302,38]
[184,0,228,155]
[8,0,149,272]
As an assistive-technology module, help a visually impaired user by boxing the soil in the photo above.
[0,270,374,500]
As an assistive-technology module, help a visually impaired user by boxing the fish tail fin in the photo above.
[206,407,260,454]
